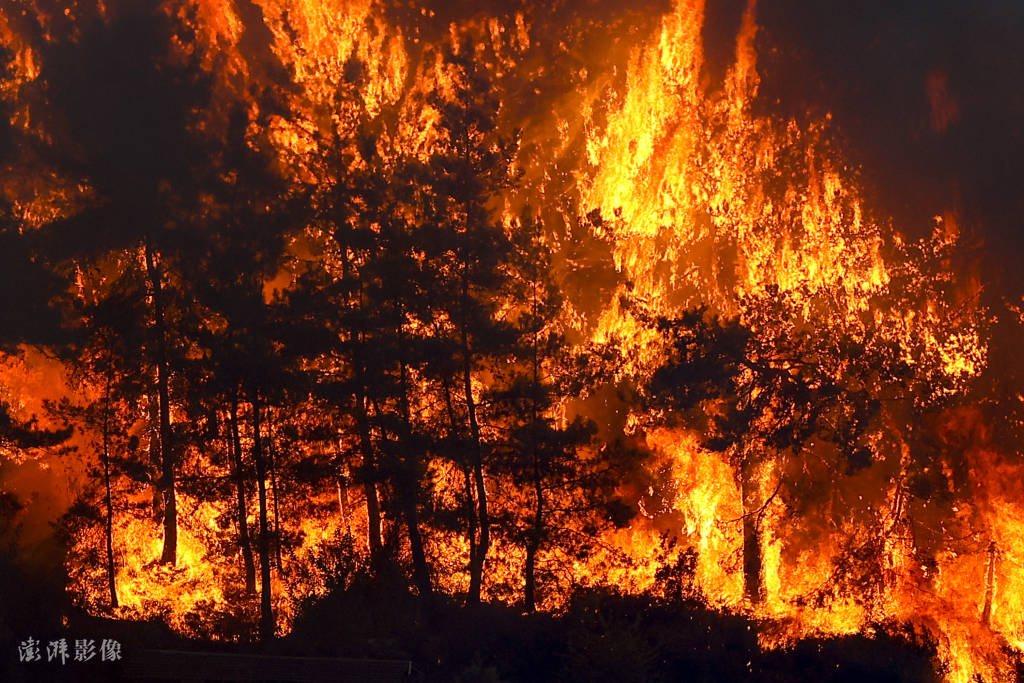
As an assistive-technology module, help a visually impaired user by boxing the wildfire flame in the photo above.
[0,0,1017,680]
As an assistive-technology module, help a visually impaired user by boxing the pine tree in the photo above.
[179,101,305,639]
[644,291,910,604]
[39,4,214,565]
[402,41,520,604]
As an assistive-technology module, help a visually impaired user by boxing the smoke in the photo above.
[753,0,1024,291]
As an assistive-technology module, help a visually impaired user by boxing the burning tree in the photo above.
[39,3,216,567]
[642,290,915,605]
[488,215,640,612]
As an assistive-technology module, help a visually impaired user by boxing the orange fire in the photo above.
[0,0,1017,680]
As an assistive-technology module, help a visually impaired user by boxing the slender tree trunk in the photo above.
[440,374,478,600]
[266,409,284,573]
[524,474,544,613]
[524,542,539,613]
[229,396,256,594]
[394,356,432,597]
[524,305,542,614]
[144,240,176,565]
[147,387,162,521]
[982,540,997,626]
[336,473,350,532]
[353,387,384,570]
[740,454,763,604]
[251,394,275,639]
[343,237,385,571]
[101,369,118,608]
[370,396,399,554]
[400,471,431,597]
[461,463,477,581]
[461,315,489,605]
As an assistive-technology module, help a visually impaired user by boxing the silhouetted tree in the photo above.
[39,3,214,565]
[645,289,911,603]
[490,215,636,611]
[179,100,306,639]
[403,42,520,604]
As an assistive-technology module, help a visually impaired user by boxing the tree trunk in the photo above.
[461,463,477,584]
[524,282,547,613]
[740,455,763,604]
[982,540,996,626]
[439,374,478,602]
[353,387,384,570]
[144,240,176,566]
[393,357,432,597]
[344,241,384,572]
[524,541,539,614]
[524,315,543,614]
[369,397,400,556]
[101,370,118,608]
[461,320,489,605]
[336,474,350,531]
[229,397,256,594]
[401,474,432,597]
[524,477,543,613]
[251,394,275,640]
[147,387,162,522]
[266,410,284,573]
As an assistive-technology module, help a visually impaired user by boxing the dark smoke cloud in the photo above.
[753,0,1024,296]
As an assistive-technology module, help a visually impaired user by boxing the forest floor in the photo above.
[1,554,955,683]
